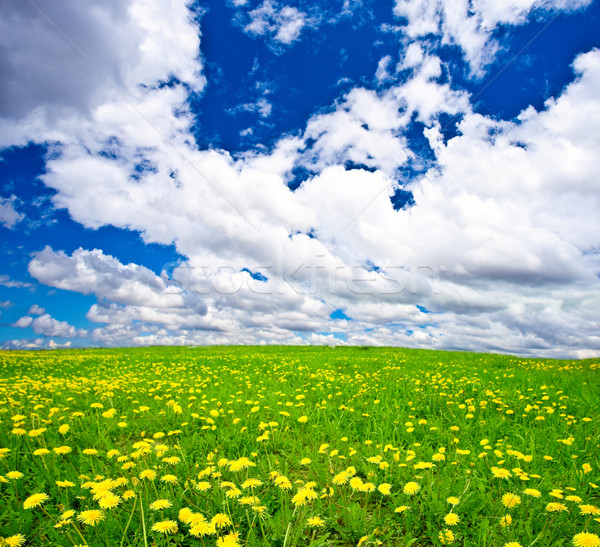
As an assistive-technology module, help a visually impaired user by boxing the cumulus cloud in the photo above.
[393,0,593,75]
[243,1,311,46]
[0,195,24,228]
[1,0,599,357]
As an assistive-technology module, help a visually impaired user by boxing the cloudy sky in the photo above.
[1,0,599,356]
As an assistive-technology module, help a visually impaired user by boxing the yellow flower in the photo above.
[3,534,26,547]
[98,493,121,509]
[523,488,541,498]
[503,543,523,547]
[579,505,600,516]
[151,520,178,534]
[140,469,157,481]
[572,532,600,547]
[241,478,262,489]
[546,502,568,512]
[301,458,312,465]
[333,472,349,485]
[444,513,460,526]
[149,499,172,511]
[6,471,24,480]
[307,516,326,527]
[439,529,455,544]
[378,483,391,496]
[211,513,232,528]
[447,496,460,505]
[403,482,420,495]
[499,515,512,527]
[77,510,105,526]
[161,474,178,484]
[196,481,212,491]
[394,505,410,514]
[298,416,308,423]
[582,463,593,475]
[501,493,521,508]
[23,493,50,510]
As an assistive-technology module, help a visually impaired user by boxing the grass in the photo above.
[0,345,598,546]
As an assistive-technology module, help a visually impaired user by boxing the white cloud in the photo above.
[0,195,24,228]
[28,247,207,313]
[393,0,593,75]
[30,314,86,338]
[243,1,311,46]
[28,305,45,315]
[0,0,599,357]
[0,275,33,289]
[0,0,204,147]
[13,315,33,328]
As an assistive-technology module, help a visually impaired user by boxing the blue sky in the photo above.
[1,0,599,356]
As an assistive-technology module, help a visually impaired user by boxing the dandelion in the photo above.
[546,502,568,512]
[573,533,600,547]
[161,474,178,484]
[523,488,541,498]
[298,416,308,423]
[307,516,326,527]
[395,506,410,513]
[378,483,391,495]
[190,521,216,537]
[98,493,121,510]
[499,515,512,527]
[23,493,50,510]
[149,499,172,511]
[6,471,24,480]
[439,529,455,544]
[196,481,212,491]
[301,458,312,465]
[447,496,460,505]
[211,513,232,528]
[151,520,178,534]
[3,535,27,547]
[501,493,521,509]
[444,513,460,526]
[503,543,523,547]
[332,472,349,485]
[404,482,420,495]
[241,478,262,489]
[579,505,600,515]
[77,510,105,526]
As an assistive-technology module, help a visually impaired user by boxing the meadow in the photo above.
[0,345,598,547]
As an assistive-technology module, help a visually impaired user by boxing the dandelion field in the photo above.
[0,346,599,547]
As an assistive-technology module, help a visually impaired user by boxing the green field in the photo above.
[0,346,598,547]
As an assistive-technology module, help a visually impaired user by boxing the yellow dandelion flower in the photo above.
[77,510,105,526]
[196,481,212,491]
[161,474,178,484]
[579,505,600,516]
[572,532,600,547]
[378,483,392,495]
[546,502,568,512]
[523,488,541,498]
[403,482,420,495]
[500,514,512,527]
[501,493,521,508]
[149,499,172,511]
[439,529,455,544]
[151,520,178,534]
[394,505,410,513]
[307,516,326,528]
[23,493,50,510]
[3,534,26,547]
[6,471,24,480]
[447,496,460,505]
[211,513,232,528]
[444,513,460,526]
